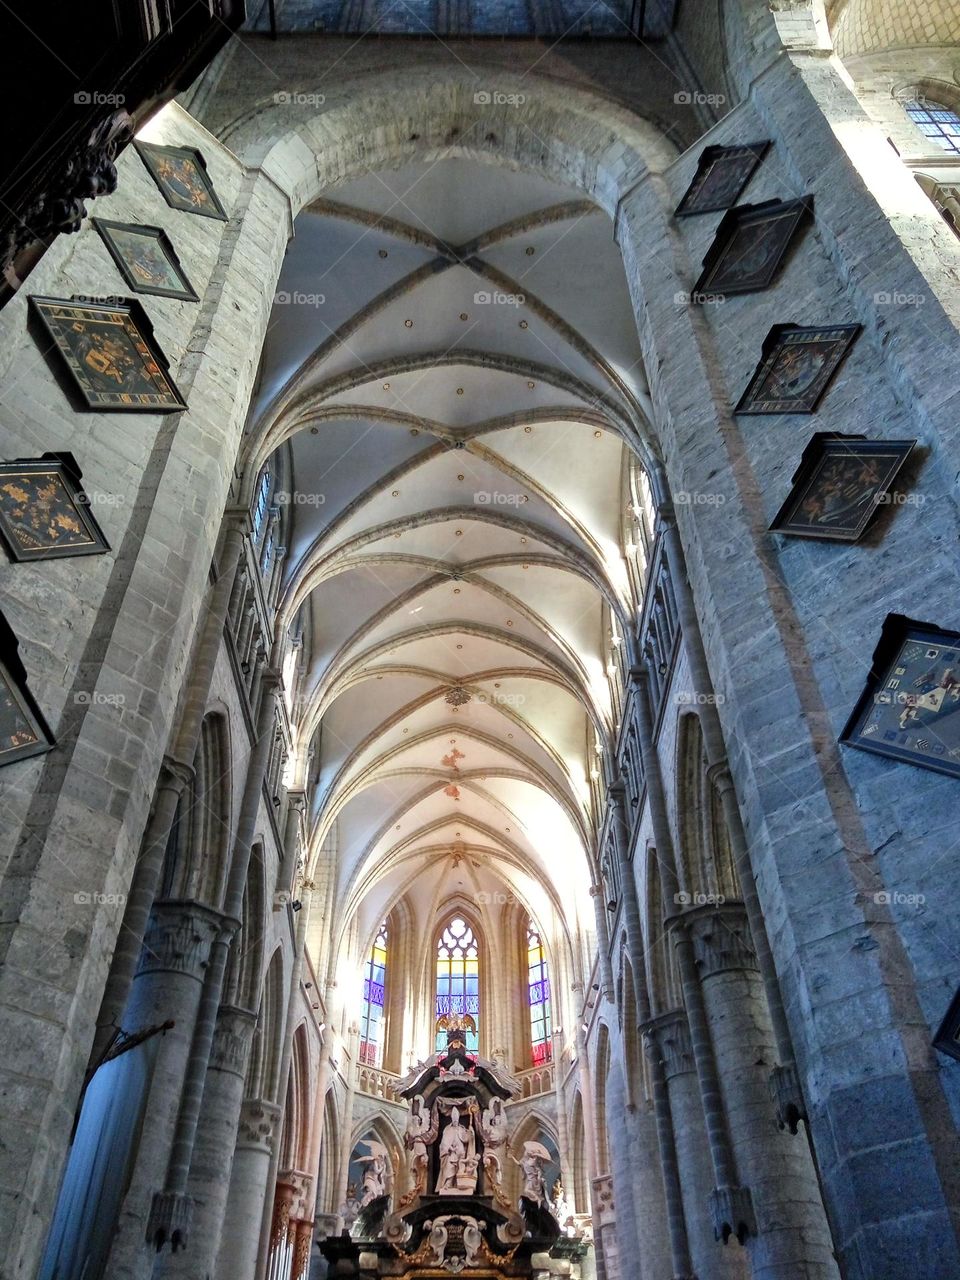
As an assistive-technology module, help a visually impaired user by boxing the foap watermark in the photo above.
[874,490,925,508]
[674,289,725,307]
[476,691,526,708]
[474,289,525,307]
[274,90,326,107]
[274,290,325,307]
[874,290,925,308]
[74,891,127,906]
[874,890,925,907]
[674,891,726,907]
[474,490,528,506]
[74,690,125,707]
[675,490,726,506]
[275,489,326,507]
[674,90,726,107]
[85,490,125,508]
[675,690,726,706]
[475,889,520,905]
[74,90,125,106]
[474,90,526,107]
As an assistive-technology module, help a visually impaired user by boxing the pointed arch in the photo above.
[570,1091,589,1214]
[594,1022,611,1174]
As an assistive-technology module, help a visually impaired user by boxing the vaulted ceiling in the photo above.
[251,158,653,961]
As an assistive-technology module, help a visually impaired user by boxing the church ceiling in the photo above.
[246,0,635,37]
[252,158,650,951]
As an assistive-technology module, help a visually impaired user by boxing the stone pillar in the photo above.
[103,900,224,1279]
[683,904,839,1280]
[592,1176,619,1280]
[161,1005,257,1280]
[645,1011,749,1280]
[215,1098,282,1280]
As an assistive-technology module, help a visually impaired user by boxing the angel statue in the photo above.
[479,1097,508,1189]
[404,1094,437,1195]
[512,1140,552,1206]
[356,1139,389,1207]
[551,1178,572,1228]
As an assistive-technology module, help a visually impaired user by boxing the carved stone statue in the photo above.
[404,1094,436,1195]
[435,1107,479,1194]
[356,1139,389,1207]
[338,1182,361,1231]
[512,1141,552,1205]
[479,1097,508,1189]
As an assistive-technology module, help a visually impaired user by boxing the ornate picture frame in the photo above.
[91,219,198,301]
[0,612,55,768]
[736,323,862,414]
[693,196,814,297]
[933,987,960,1062]
[675,140,771,217]
[134,141,227,220]
[769,433,916,542]
[840,615,960,781]
[0,452,110,562]
[28,296,187,412]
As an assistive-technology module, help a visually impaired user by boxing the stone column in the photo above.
[683,904,839,1280]
[645,1012,749,1280]
[102,900,224,1279]
[161,1005,257,1280]
[215,1098,282,1280]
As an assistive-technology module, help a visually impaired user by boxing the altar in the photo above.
[319,1023,588,1278]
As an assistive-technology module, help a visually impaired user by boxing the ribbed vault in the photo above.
[248,156,655,986]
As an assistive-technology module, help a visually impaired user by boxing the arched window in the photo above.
[252,466,271,541]
[903,98,960,154]
[435,916,479,1053]
[359,922,388,1066]
[527,924,552,1065]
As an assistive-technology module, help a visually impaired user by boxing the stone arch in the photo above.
[279,1023,312,1172]
[317,1087,341,1216]
[676,713,739,903]
[223,840,266,1011]
[159,710,232,906]
[644,844,682,1017]
[247,946,286,1103]
[569,1090,589,1214]
[349,1114,404,1197]
[620,951,643,1111]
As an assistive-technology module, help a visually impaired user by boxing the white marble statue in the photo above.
[356,1139,389,1206]
[479,1097,508,1189]
[404,1094,434,1193]
[551,1178,572,1227]
[435,1107,479,1194]
[512,1140,551,1205]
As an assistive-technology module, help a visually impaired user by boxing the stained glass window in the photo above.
[252,467,271,541]
[904,99,960,154]
[435,916,480,1053]
[359,922,387,1067]
[528,924,552,1065]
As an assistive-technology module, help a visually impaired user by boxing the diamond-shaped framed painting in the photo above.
[769,433,916,543]
[0,452,110,562]
[134,141,227,220]
[91,219,198,302]
[675,141,771,217]
[693,197,814,297]
[840,614,960,781]
[0,613,54,768]
[736,323,862,414]
[28,296,187,412]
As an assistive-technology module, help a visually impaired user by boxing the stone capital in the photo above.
[237,1098,282,1152]
[641,1008,695,1081]
[210,1005,257,1077]
[769,1061,808,1135]
[710,1183,756,1245]
[684,901,758,978]
[137,900,225,981]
